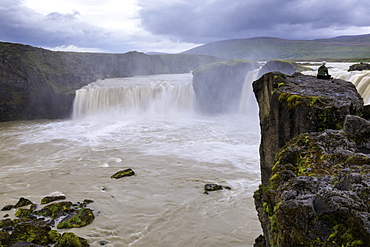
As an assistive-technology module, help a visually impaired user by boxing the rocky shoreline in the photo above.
[252,72,370,246]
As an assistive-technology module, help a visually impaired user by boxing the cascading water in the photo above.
[0,72,262,246]
[73,74,196,119]
[302,63,370,105]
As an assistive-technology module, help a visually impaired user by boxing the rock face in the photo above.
[348,62,370,71]
[257,60,312,78]
[0,42,221,121]
[192,59,259,114]
[252,72,370,246]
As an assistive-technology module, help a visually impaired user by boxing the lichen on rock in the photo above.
[0,196,93,246]
[253,71,369,246]
[111,168,135,179]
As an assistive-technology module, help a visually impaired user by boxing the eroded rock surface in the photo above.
[252,72,369,246]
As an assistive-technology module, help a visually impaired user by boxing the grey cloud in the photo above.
[0,2,134,52]
[138,0,370,43]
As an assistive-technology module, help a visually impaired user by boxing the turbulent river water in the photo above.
[0,63,369,247]
[0,73,261,247]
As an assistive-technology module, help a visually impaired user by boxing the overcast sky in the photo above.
[1,0,370,53]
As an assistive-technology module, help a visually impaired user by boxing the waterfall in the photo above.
[335,71,370,105]
[302,63,370,105]
[72,74,195,119]
[239,69,259,115]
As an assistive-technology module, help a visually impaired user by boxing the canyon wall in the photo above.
[253,72,370,246]
[0,42,220,121]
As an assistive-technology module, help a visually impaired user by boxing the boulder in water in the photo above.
[41,195,67,204]
[111,168,135,179]
[348,62,370,71]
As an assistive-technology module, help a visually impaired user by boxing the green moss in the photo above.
[48,230,61,243]
[57,208,94,229]
[111,168,135,179]
[15,209,33,218]
[55,232,89,247]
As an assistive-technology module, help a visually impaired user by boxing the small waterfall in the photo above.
[239,69,259,114]
[335,71,370,105]
[72,74,195,119]
[302,64,370,105]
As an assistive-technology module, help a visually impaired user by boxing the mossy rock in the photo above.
[204,184,224,191]
[0,231,11,246]
[111,168,135,179]
[40,196,66,204]
[1,205,14,211]
[15,209,34,218]
[47,230,61,243]
[14,198,33,208]
[10,223,51,246]
[35,201,73,219]
[54,232,89,247]
[57,208,94,229]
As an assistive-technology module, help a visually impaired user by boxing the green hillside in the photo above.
[181,34,370,60]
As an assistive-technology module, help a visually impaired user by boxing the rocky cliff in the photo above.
[0,42,221,121]
[257,60,312,78]
[252,72,370,246]
[192,59,259,114]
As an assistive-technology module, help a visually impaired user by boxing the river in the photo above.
[0,73,261,247]
[1,63,369,247]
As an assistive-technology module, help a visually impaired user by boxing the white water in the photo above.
[302,62,370,105]
[0,73,262,246]
[2,64,369,247]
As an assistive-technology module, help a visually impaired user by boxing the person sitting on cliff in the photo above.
[317,61,333,79]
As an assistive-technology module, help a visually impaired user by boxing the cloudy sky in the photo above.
[1,0,370,53]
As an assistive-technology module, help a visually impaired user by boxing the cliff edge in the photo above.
[253,72,370,246]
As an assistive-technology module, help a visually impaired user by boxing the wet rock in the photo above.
[54,232,89,247]
[35,201,73,219]
[14,198,33,208]
[204,184,224,191]
[348,62,370,71]
[111,168,135,179]
[204,184,231,194]
[57,208,94,229]
[1,205,14,211]
[10,242,45,247]
[192,59,259,114]
[10,223,51,246]
[0,196,93,246]
[40,195,66,204]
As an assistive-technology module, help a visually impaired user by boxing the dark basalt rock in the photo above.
[14,198,33,208]
[57,208,95,229]
[204,184,231,194]
[54,232,89,247]
[204,184,223,191]
[0,196,93,247]
[1,205,14,211]
[111,168,135,179]
[40,196,66,204]
[0,42,221,121]
[252,72,369,246]
[257,59,312,78]
[192,59,259,114]
[348,62,370,71]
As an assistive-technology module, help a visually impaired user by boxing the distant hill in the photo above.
[181,34,370,60]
